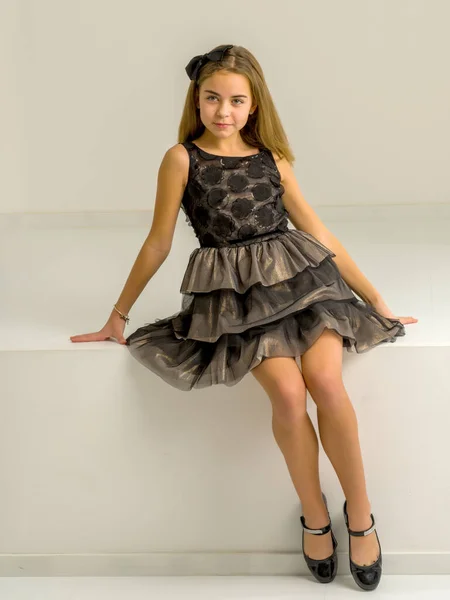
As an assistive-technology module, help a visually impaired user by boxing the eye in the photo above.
[206,95,244,104]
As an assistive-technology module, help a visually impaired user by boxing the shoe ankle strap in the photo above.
[300,515,331,535]
[346,513,376,537]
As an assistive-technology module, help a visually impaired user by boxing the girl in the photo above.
[70,44,418,591]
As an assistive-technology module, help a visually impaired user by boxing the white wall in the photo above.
[2,0,450,214]
[1,1,28,213]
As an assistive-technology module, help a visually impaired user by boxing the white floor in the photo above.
[1,575,450,599]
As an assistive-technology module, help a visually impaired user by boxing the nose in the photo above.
[216,102,231,118]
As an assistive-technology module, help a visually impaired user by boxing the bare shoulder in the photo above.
[161,143,190,185]
[267,150,293,184]
[145,144,190,252]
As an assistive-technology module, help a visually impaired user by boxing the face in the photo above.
[196,72,257,139]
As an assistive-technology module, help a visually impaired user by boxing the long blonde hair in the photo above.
[177,45,295,165]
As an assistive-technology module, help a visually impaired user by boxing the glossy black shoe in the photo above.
[300,493,338,584]
[343,500,382,591]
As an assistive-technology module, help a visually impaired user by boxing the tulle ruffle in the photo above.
[126,229,405,391]
[180,228,336,294]
[172,257,356,343]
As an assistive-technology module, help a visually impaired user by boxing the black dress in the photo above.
[126,141,405,391]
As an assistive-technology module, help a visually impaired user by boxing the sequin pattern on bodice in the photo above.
[180,141,289,247]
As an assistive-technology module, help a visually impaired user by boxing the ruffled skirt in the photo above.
[126,229,405,391]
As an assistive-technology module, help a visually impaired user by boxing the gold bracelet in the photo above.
[113,304,130,324]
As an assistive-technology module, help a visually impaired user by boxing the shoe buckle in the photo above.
[361,523,376,536]
[305,526,328,535]
[348,516,376,537]
[300,516,331,535]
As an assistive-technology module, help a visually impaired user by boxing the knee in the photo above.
[302,369,347,411]
[270,379,307,427]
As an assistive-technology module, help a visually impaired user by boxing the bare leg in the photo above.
[301,328,380,566]
[251,356,333,560]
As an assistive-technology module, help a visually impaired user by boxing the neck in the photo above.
[196,131,251,153]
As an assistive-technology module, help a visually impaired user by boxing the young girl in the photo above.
[70,44,417,591]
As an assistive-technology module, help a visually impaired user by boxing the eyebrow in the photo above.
[203,89,248,98]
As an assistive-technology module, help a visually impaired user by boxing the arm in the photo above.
[277,157,381,305]
[112,144,189,317]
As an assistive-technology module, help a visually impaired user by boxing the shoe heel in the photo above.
[300,493,338,584]
[343,500,382,591]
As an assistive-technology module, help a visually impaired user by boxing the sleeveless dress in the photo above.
[125,141,405,391]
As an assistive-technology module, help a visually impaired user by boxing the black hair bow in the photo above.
[185,44,234,81]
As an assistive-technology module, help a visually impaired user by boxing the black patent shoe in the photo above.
[343,500,382,591]
[300,493,338,584]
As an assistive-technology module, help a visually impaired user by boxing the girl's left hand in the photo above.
[370,296,418,325]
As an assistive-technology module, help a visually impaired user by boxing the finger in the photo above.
[104,335,128,345]
[70,333,105,342]
[399,317,419,324]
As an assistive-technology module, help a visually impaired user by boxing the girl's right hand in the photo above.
[70,312,128,345]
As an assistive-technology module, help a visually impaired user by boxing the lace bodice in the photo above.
[180,141,289,247]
